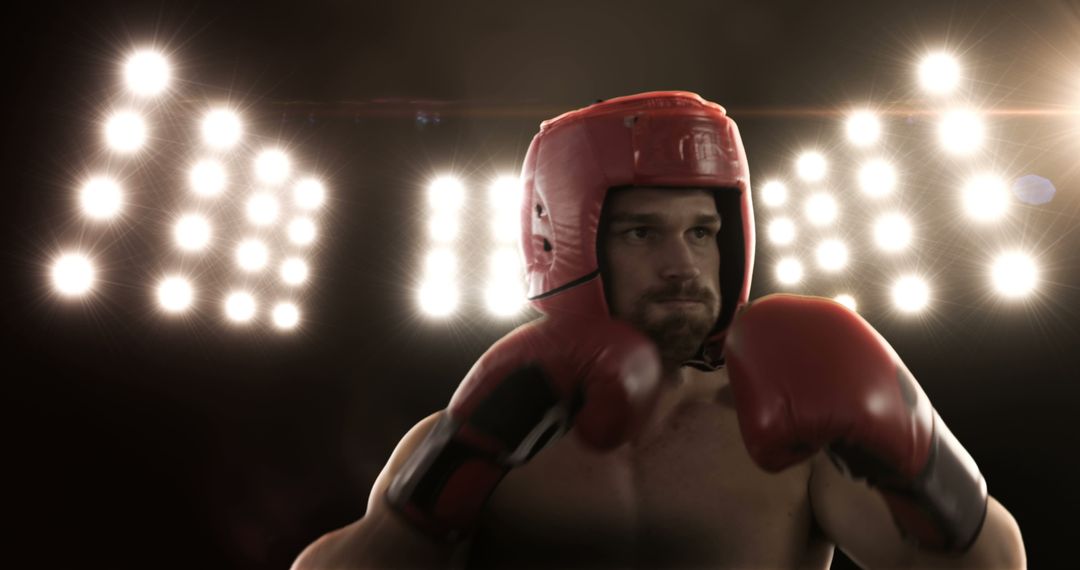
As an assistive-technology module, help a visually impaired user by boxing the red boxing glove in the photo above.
[723,294,987,552]
[387,315,661,540]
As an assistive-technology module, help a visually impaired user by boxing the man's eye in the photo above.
[692,227,717,239]
[627,228,652,239]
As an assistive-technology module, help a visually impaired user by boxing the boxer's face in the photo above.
[600,187,722,369]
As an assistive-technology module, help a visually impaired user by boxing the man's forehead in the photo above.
[606,187,720,222]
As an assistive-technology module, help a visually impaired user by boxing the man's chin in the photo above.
[639,317,712,363]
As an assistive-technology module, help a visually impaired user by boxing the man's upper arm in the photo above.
[293,411,471,570]
[809,453,1025,569]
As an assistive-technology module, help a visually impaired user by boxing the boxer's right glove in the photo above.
[386,315,662,541]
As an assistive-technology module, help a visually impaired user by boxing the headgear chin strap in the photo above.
[519,91,756,369]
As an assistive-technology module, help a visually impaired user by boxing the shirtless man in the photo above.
[294,92,1025,569]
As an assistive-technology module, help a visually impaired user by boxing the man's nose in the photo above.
[658,237,701,281]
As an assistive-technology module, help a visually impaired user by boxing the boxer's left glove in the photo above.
[723,294,988,552]
[386,315,661,541]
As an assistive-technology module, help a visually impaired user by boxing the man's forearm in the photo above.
[293,511,465,570]
[905,497,1025,570]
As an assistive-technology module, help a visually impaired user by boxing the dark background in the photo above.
[4,1,1078,568]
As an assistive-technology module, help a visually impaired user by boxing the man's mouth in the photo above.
[654,298,704,307]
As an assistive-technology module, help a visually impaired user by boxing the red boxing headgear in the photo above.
[519,91,755,368]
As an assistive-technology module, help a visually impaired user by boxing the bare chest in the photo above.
[468,401,832,569]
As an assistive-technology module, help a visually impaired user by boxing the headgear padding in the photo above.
[520,91,755,366]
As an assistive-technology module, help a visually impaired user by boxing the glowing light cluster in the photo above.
[79,177,124,220]
[760,180,788,207]
[962,174,1011,222]
[892,276,930,313]
[51,253,95,297]
[776,257,804,285]
[190,160,227,197]
[804,192,839,227]
[418,176,465,316]
[416,174,530,319]
[255,149,291,184]
[485,176,526,316]
[49,48,325,333]
[918,52,961,95]
[873,213,913,253]
[991,251,1039,298]
[174,213,212,251]
[833,294,857,311]
[157,276,194,313]
[938,109,985,155]
[754,47,1042,318]
[857,160,897,198]
[104,111,147,153]
[124,50,171,96]
[845,111,881,146]
[815,239,849,272]
[767,217,796,245]
[202,109,243,149]
[796,151,827,182]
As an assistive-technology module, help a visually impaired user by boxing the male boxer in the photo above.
[294,92,1025,568]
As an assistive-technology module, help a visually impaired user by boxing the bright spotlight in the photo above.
[280,257,309,286]
[845,111,881,146]
[962,174,1010,222]
[255,149,291,184]
[796,152,827,182]
[104,110,147,153]
[293,178,326,210]
[246,193,281,226]
[485,247,524,316]
[776,257,804,285]
[425,248,458,277]
[124,50,170,96]
[428,176,466,210]
[236,239,269,272]
[873,212,913,252]
[804,192,838,226]
[51,252,95,297]
[418,281,459,316]
[189,160,227,197]
[815,239,849,271]
[938,109,985,155]
[892,276,930,313]
[428,212,460,242]
[767,217,796,245]
[488,175,521,211]
[918,52,961,95]
[490,210,519,243]
[833,294,857,311]
[857,159,897,198]
[174,213,212,251]
[485,281,526,316]
[489,247,521,276]
[202,109,243,149]
[79,177,123,220]
[157,276,194,313]
[272,302,300,330]
[760,181,788,207]
[991,251,1038,298]
[225,291,257,323]
[287,217,317,246]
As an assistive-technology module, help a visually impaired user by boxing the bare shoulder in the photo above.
[292,411,460,570]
